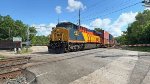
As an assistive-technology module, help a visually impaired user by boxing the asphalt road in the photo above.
[27,48,150,84]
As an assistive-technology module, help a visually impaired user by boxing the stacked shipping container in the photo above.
[99,30,109,45]
[109,34,115,46]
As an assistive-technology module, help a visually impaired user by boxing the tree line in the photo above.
[31,35,49,46]
[0,15,49,45]
[115,10,150,45]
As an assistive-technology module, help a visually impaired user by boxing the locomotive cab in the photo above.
[48,22,84,53]
[48,27,69,53]
[50,27,69,42]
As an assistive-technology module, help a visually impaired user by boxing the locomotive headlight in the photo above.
[74,30,79,36]
[52,27,55,30]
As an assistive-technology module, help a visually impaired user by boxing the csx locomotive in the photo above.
[48,22,114,54]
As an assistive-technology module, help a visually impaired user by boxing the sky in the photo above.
[0,0,147,36]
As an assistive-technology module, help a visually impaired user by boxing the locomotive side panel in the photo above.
[69,28,85,42]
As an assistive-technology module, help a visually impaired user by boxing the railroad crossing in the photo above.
[0,46,150,84]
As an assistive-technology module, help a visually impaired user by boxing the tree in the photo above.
[0,15,37,42]
[0,15,14,40]
[31,35,49,45]
[115,32,127,45]
[119,10,150,45]
[94,28,103,32]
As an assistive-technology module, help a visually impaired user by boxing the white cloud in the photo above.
[89,11,137,37]
[109,12,138,37]
[90,18,111,28]
[31,12,137,37]
[32,23,56,36]
[60,20,68,22]
[66,0,86,12]
[145,7,150,10]
[55,6,62,14]
[81,24,90,28]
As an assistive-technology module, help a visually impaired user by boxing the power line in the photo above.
[71,0,133,24]
[105,1,142,34]
[82,1,141,22]
[69,0,110,23]
[80,0,110,15]
[81,0,132,19]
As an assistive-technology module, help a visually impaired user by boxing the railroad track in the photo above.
[29,49,106,67]
[0,56,31,80]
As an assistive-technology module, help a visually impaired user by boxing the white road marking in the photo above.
[36,72,48,77]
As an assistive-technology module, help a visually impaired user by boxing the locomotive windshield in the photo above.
[56,23,72,29]
[56,22,78,29]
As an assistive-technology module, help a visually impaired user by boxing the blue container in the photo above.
[109,34,113,40]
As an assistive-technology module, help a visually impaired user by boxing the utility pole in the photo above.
[9,27,10,40]
[75,9,81,41]
[78,9,81,28]
[26,27,30,51]
[58,15,60,24]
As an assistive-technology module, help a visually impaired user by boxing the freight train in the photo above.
[48,22,115,53]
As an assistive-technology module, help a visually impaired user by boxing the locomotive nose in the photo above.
[54,29,62,41]
[51,27,69,42]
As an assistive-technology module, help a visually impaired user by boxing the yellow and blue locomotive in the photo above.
[48,22,102,53]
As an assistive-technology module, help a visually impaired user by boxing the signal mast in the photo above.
[142,0,150,7]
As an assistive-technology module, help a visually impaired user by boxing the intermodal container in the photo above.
[99,30,109,39]
[99,30,104,38]
[104,38,109,45]
[104,31,109,39]
[109,39,114,45]
[99,30,110,44]
[99,30,103,44]
[109,34,113,40]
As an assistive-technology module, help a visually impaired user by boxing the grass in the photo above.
[0,55,5,60]
[124,46,150,52]
[17,47,33,54]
